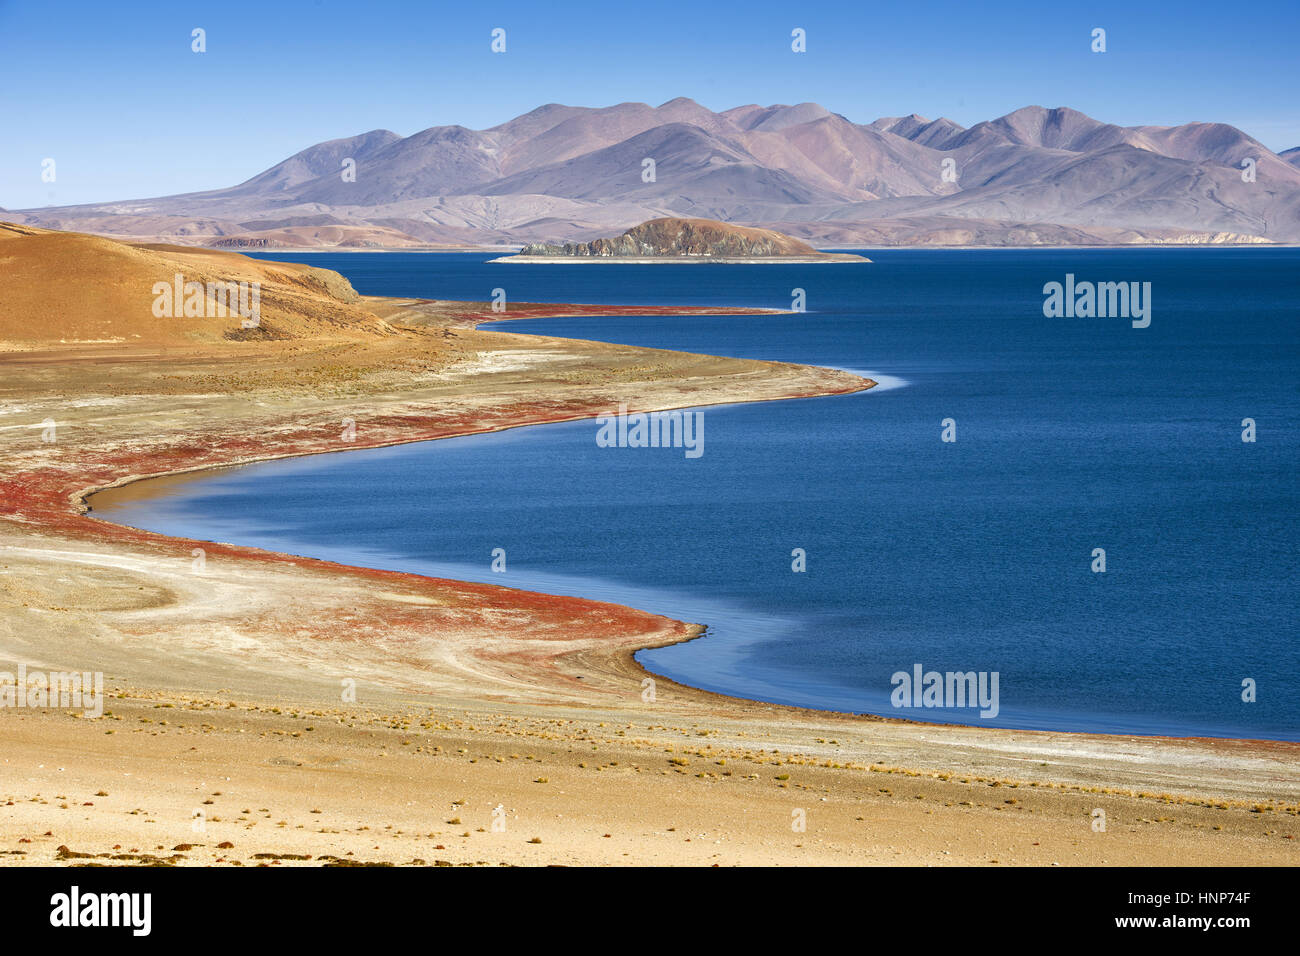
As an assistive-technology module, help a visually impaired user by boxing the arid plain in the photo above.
[1,222,1296,866]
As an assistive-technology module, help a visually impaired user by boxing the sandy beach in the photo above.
[0,225,1296,867]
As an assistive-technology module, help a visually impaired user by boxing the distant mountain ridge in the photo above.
[13,100,1300,247]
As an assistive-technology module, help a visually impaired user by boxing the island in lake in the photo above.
[493,217,870,263]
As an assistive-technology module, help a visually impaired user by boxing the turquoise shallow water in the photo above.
[93,249,1299,739]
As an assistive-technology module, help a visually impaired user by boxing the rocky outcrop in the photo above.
[208,236,287,249]
[520,218,826,258]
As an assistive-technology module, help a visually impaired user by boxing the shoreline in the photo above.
[3,292,1286,745]
[87,419,1298,745]
[1,294,874,717]
[72,304,1287,745]
[3,284,1296,865]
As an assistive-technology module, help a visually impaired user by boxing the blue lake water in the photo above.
[94,249,1299,739]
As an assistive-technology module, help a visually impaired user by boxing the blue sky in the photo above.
[2,0,1297,208]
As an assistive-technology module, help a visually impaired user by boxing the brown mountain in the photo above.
[11,100,1300,247]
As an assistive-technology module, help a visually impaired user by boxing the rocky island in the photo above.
[493,217,869,263]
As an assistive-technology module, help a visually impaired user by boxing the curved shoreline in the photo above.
[74,309,1285,745]
[2,309,1295,867]
[72,323,877,723]
[83,382,1299,745]
[4,233,1296,866]
[2,297,872,712]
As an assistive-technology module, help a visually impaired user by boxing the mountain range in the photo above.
[12,99,1300,247]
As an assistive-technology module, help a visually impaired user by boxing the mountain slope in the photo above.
[11,100,1299,246]
[0,221,393,345]
[224,130,402,198]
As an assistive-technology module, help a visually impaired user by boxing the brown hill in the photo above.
[516,217,861,259]
[0,222,394,347]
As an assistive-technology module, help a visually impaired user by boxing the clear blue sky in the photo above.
[3,0,1297,208]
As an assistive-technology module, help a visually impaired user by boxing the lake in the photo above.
[92,248,1299,739]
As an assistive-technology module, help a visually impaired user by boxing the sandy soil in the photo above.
[0,229,1295,867]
